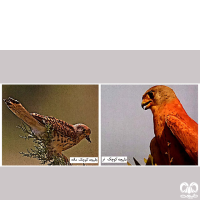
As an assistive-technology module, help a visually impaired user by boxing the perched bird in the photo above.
[141,85,198,165]
[4,97,91,163]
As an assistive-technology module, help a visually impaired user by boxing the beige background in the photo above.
[2,85,98,165]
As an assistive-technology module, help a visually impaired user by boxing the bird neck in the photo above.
[150,98,180,115]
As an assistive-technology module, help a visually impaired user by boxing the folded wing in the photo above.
[166,115,198,165]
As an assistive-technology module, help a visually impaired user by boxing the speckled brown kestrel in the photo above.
[141,85,198,165]
[4,97,91,163]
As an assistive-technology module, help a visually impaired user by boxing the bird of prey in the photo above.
[4,97,91,164]
[141,85,198,165]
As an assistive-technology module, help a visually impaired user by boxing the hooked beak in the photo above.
[86,135,91,143]
[141,100,152,110]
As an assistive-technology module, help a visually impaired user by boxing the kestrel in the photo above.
[141,85,198,165]
[4,97,91,164]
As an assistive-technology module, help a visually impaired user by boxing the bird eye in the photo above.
[148,91,154,99]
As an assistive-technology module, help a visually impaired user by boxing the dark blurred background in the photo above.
[2,85,98,165]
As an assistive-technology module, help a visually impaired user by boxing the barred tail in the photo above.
[4,97,46,135]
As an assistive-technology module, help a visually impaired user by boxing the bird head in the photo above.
[141,85,177,111]
[73,124,91,143]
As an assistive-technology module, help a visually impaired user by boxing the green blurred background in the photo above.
[2,85,98,165]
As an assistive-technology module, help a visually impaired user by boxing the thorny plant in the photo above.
[18,122,69,165]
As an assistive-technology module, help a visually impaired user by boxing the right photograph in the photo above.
[101,85,198,166]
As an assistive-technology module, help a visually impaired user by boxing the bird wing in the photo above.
[165,115,198,164]
[30,113,76,139]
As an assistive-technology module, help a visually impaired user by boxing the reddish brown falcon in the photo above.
[141,85,198,165]
[4,97,91,163]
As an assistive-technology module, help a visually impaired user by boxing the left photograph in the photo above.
[2,85,98,166]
